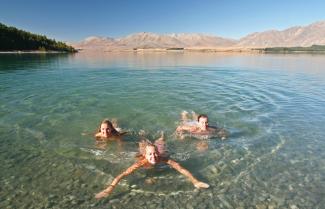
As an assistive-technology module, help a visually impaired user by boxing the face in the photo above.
[145,146,159,165]
[198,117,208,131]
[100,123,111,138]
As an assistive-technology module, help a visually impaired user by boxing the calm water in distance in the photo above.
[0,52,325,208]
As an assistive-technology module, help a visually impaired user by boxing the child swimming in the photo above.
[95,132,209,199]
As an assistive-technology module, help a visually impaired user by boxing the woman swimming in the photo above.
[95,118,127,140]
[95,133,209,199]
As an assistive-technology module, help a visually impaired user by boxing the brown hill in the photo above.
[73,20,325,50]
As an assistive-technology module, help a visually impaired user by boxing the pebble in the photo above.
[186,203,194,209]
[232,159,240,164]
[109,199,119,204]
[217,194,233,209]
[256,203,267,209]
[267,203,277,209]
[147,203,158,209]
[68,195,76,201]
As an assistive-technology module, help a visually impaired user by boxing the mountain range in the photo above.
[72,21,325,51]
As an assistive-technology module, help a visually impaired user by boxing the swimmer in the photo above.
[176,112,228,140]
[95,118,127,141]
[95,133,209,199]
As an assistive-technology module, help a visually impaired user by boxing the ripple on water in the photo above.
[1,53,325,208]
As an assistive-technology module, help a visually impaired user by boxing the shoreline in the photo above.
[0,50,77,54]
[2,48,325,55]
[98,47,325,54]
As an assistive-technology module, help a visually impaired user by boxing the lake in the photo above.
[0,52,324,208]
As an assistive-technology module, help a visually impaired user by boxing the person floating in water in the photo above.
[95,118,127,141]
[176,111,228,140]
[95,132,209,199]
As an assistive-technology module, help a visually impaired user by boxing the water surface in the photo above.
[0,52,325,208]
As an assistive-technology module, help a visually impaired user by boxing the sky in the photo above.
[1,0,325,42]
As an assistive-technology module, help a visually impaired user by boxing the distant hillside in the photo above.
[237,21,325,47]
[73,32,237,51]
[0,22,76,52]
[75,36,115,50]
[73,20,325,51]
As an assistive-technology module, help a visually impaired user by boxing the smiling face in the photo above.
[100,123,111,138]
[198,116,208,131]
[145,145,159,165]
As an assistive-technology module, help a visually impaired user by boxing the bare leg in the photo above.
[191,111,199,121]
[154,131,167,156]
[181,111,189,123]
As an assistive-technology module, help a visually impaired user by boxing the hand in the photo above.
[194,181,210,189]
[95,186,114,199]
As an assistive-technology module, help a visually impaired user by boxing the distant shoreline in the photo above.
[100,47,260,53]
[0,50,78,54]
[98,47,325,54]
[2,48,325,55]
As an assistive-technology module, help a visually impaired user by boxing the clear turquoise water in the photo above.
[0,52,325,208]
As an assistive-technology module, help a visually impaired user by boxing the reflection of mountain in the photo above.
[73,21,325,51]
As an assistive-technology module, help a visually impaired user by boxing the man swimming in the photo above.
[176,112,228,140]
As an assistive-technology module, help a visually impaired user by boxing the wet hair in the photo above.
[138,139,157,156]
[197,114,208,122]
[98,119,119,136]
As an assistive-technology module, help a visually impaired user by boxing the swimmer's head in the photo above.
[98,119,116,138]
[145,145,159,165]
[197,114,208,131]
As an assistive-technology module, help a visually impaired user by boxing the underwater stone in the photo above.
[147,203,157,209]
[258,196,266,202]
[256,203,267,209]
[109,199,119,204]
[267,203,277,209]
[217,194,233,209]
[68,195,76,201]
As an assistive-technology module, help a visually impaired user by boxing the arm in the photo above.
[166,159,209,189]
[95,158,147,199]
